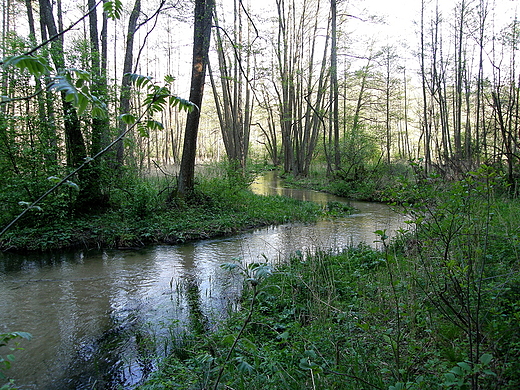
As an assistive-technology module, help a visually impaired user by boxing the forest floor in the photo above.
[0,174,324,253]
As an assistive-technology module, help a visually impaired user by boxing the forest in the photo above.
[1,0,520,389]
[0,0,518,230]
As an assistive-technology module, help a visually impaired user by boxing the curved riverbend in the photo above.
[0,173,405,389]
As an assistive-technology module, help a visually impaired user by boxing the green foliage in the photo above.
[103,0,123,20]
[48,68,108,118]
[1,54,108,119]
[137,165,520,390]
[441,354,495,389]
[0,332,32,389]
[120,74,195,138]
[1,55,49,78]
[323,200,355,217]
[124,73,195,114]
[284,161,413,201]
[0,172,323,251]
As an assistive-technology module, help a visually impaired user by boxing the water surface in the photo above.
[0,173,404,389]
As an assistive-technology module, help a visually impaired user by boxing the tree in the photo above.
[116,0,141,166]
[274,0,330,177]
[176,0,215,198]
[209,0,257,173]
[330,0,340,171]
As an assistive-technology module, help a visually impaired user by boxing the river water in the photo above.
[0,172,405,389]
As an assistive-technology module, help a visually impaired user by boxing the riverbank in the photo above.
[0,183,323,252]
[137,167,520,390]
[281,162,413,202]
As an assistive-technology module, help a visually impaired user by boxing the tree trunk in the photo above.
[39,0,87,170]
[116,0,141,166]
[176,0,214,198]
[330,0,340,171]
[420,0,431,174]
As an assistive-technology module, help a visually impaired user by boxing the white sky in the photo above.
[355,0,518,42]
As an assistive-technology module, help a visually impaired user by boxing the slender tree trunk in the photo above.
[330,0,340,171]
[420,0,431,174]
[116,0,141,166]
[39,0,87,169]
[176,0,214,198]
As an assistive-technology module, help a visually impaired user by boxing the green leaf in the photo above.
[146,120,164,131]
[221,334,235,346]
[92,104,108,119]
[169,95,196,112]
[374,229,388,240]
[11,332,31,341]
[103,0,123,20]
[449,366,463,376]
[125,73,153,89]
[299,358,314,370]
[304,350,317,359]
[48,75,78,104]
[119,113,136,125]
[16,204,42,212]
[70,68,90,80]
[277,331,289,340]
[2,55,49,77]
[221,263,239,271]
[64,181,79,191]
[443,372,456,385]
[480,353,493,366]
[457,362,472,373]
[137,123,150,137]
[47,176,61,183]
[77,94,89,116]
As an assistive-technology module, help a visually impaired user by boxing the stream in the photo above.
[0,172,405,389]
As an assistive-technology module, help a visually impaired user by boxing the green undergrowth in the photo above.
[0,174,322,252]
[281,162,414,202]
[138,239,519,390]
[138,166,520,390]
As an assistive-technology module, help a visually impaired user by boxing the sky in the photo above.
[357,0,518,43]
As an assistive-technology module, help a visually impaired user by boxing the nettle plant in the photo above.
[395,165,507,389]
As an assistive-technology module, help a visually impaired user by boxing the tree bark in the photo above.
[39,0,87,169]
[176,0,214,198]
[116,0,141,166]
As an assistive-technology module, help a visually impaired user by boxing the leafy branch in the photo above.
[0,0,123,115]
[0,76,194,239]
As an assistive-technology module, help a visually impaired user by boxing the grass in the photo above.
[137,166,520,390]
[0,169,323,252]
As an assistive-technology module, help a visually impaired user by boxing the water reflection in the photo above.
[0,172,404,389]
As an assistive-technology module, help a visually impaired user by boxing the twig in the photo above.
[0,105,151,239]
